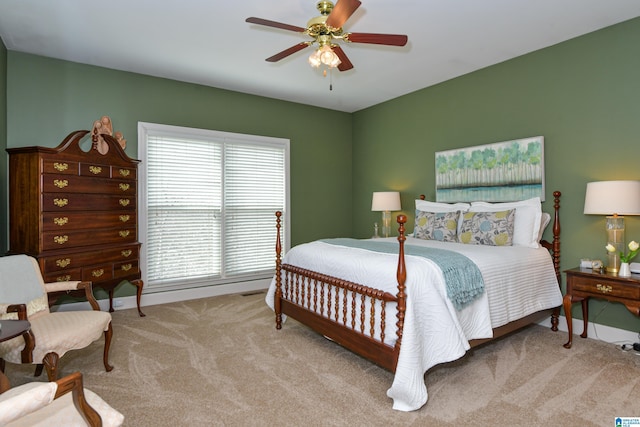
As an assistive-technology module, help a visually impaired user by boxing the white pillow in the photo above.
[470,197,542,248]
[415,200,470,237]
[538,212,551,242]
[415,199,470,213]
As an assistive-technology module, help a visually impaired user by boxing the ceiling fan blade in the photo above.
[346,32,408,46]
[265,43,310,62]
[246,17,306,33]
[325,0,362,29]
[332,46,354,71]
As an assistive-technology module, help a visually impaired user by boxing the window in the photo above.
[138,122,289,292]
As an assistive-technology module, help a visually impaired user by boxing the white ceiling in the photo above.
[1,0,640,113]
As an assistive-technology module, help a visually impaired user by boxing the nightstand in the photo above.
[563,267,640,348]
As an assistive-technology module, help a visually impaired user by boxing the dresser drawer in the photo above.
[42,159,79,175]
[82,264,114,282]
[42,174,136,195]
[112,166,137,181]
[570,276,640,300]
[114,260,140,278]
[79,162,111,178]
[42,268,83,283]
[40,244,140,273]
[42,193,137,212]
[42,211,137,231]
[42,226,137,250]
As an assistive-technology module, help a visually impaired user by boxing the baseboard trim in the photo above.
[52,278,270,313]
[538,314,639,345]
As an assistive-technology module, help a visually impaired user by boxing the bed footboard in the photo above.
[274,212,407,372]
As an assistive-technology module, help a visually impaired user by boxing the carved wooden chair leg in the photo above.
[103,323,114,372]
[43,352,60,381]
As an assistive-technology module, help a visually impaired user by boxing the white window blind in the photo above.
[138,123,289,291]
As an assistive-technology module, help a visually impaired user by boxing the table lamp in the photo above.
[371,191,401,238]
[583,180,640,272]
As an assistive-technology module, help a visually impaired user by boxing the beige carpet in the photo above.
[4,291,640,426]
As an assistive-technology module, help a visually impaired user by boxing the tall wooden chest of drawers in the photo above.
[7,129,145,316]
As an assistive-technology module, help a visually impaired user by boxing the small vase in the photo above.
[619,262,631,277]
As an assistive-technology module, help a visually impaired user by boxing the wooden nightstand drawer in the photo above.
[571,276,640,300]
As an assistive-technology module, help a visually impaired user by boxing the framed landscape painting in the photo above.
[435,136,544,202]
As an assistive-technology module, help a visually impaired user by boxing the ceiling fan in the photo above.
[246,0,408,72]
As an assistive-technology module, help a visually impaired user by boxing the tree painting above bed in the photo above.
[435,136,545,202]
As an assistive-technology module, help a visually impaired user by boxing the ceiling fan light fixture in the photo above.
[308,44,341,69]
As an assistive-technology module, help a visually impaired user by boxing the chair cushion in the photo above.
[0,382,124,427]
[0,311,112,364]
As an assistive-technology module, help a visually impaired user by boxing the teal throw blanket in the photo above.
[319,238,485,310]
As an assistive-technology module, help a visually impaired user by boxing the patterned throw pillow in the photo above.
[414,210,460,242]
[458,209,515,246]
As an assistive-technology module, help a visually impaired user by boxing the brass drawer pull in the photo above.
[89,165,102,174]
[92,269,104,278]
[53,162,69,172]
[56,275,71,282]
[118,169,130,177]
[53,198,68,208]
[119,199,130,207]
[54,235,69,245]
[596,283,613,294]
[53,179,69,188]
[119,230,130,238]
[121,264,132,272]
[119,183,130,192]
[53,217,69,226]
[56,258,71,268]
[121,249,132,257]
[119,215,130,222]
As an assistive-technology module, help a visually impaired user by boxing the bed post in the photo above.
[275,211,283,330]
[394,215,408,361]
[550,191,561,331]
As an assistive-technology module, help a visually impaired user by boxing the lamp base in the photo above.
[606,215,624,273]
[381,211,391,238]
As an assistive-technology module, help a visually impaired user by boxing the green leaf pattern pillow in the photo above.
[414,210,460,242]
[458,209,515,246]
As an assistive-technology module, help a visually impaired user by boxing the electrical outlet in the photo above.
[113,300,124,308]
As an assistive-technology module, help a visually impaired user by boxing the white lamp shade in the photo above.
[584,180,640,215]
[371,191,401,211]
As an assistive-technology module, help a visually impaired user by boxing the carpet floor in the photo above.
[4,291,640,426]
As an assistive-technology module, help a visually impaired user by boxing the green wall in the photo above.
[353,17,640,333]
[4,52,353,247]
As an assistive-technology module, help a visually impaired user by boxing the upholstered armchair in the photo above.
[0,371,124,426]
[0,255,113,381]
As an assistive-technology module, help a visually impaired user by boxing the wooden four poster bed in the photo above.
[268,191,562,411]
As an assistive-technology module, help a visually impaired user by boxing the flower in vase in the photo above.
[608,240,640,263]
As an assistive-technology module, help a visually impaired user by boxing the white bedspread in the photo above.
[265,237,562,411]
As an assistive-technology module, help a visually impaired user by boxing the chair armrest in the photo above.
[55,372,102,427]
[45,281,101,311]
[6,303,28,320]
[44,280,87,293]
